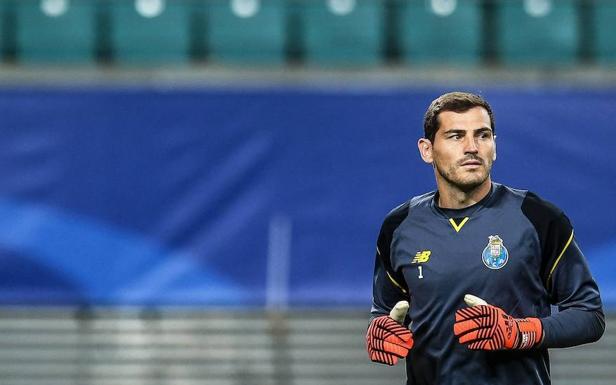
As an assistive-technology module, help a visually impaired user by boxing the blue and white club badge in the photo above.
[482,235,509,269]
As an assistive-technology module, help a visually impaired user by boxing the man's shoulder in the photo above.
[495,183,564,219]
[382,200,410,227]
[519,190,564,220]
[380,191,435,228]
[385,191,435,216]
[409,190,436,208]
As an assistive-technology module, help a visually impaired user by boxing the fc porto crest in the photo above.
[482,235,509,269]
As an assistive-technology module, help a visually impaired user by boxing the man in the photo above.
[366,92,604,384]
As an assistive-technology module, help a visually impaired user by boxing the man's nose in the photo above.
[464,136,479,153]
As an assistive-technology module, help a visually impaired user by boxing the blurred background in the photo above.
[0,0,615,384]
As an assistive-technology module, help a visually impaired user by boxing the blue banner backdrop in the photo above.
[0,87,614,307]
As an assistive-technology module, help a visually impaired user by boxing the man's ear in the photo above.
[418,138,433,164]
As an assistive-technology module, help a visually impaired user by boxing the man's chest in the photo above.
[390,212,542,301]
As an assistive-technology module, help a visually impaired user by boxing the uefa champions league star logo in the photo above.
[482,235,509,269]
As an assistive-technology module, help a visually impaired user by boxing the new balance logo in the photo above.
[412,250,431,264]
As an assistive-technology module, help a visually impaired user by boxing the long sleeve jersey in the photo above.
[371,182,604,385]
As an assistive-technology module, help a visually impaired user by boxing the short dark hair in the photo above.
[423,92,495,143]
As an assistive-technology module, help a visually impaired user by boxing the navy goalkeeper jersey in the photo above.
[371,182,604,385]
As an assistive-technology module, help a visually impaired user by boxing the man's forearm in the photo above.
[540,309,605,348]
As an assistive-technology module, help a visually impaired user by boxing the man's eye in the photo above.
[450,135,461,140]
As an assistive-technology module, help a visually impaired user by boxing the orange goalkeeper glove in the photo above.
[453,294,543,350]
[366,301,413,365]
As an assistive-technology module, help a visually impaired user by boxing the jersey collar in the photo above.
[432,182,497,219]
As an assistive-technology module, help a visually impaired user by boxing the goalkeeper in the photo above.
[366,92,604,385]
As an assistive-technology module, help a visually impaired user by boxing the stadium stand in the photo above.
[15,0,96,64]
[595,0,616,64]
[301,0,383,67]
[498,0,579,66]
[1,0,614,68]
[109,0,191,65]
[0,309,613,385]
[398,0,482,66]
[206,0,286,66]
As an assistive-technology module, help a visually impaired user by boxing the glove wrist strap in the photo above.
[515,317,543,349]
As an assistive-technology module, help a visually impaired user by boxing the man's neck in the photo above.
[436,179,492,209]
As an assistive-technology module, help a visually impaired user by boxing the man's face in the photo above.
[420,106,496,191]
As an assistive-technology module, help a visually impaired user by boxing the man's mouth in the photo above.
[460,159,483,166]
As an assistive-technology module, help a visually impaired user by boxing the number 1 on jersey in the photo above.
[418,265,424,279]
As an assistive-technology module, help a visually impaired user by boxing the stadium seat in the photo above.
[0,3,6,59]
[110,0,191,65]
[206,0,286,65]
[498,0,578,65]
[301,0,383,67]
[16,0,96,64]
[399,0,482,66]
[595,1,616,64]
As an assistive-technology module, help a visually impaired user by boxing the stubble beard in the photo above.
[434,158,492,193]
